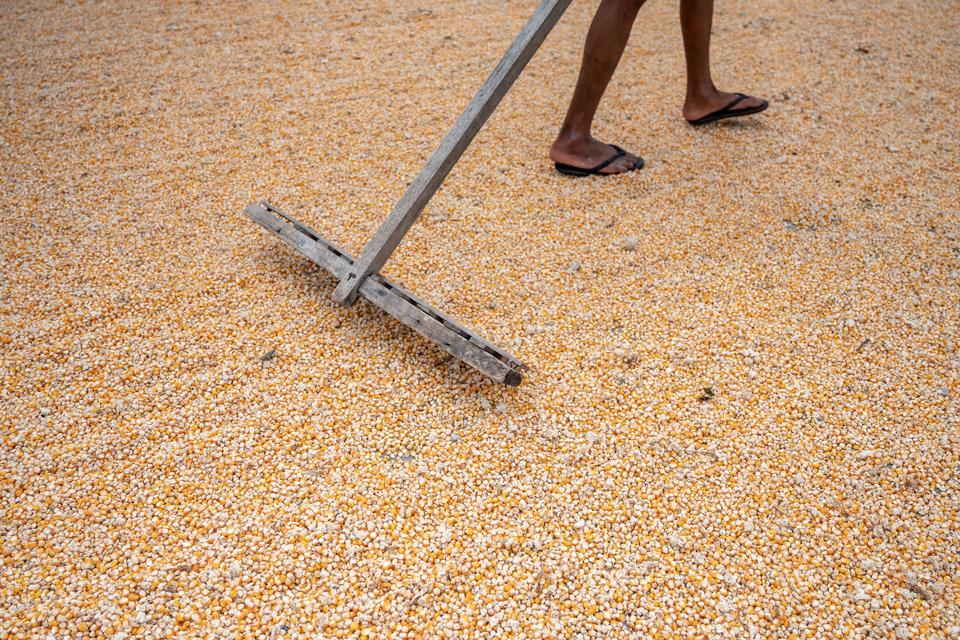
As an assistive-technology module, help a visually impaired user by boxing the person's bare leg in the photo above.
[680,0,767,121]
[550,0,645,174]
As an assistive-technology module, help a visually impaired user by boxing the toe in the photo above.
[606,145,640,173]
[735,94,767,111]
[614,156,635,173]
[601,155,637,175]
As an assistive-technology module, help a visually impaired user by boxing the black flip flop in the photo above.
[555,144,644,177]
[686,93,768,126]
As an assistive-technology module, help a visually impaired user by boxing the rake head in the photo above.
[244,202,525,386]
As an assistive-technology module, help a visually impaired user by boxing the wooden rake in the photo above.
[244,0,573,386]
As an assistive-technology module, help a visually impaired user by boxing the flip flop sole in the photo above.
[554,163,593,177]
[554,156,644,177]
[687,101,769,126]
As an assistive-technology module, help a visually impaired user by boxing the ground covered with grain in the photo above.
[2,0,959,638]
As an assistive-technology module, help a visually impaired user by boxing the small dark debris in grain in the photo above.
[868,462,893,477]
[783,219,816,232]
[906,582,930,601]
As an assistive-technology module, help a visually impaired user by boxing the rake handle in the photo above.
[332,0,574,305]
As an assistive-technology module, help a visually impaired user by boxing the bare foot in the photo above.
[683,89,767,123]
[549,134,642,175]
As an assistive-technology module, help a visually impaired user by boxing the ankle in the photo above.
[554,124,592,147]
[685,81,718,105]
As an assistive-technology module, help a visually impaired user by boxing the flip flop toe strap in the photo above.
[721,93,748,113]
[589,146,626,174]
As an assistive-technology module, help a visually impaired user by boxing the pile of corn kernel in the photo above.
[2,0,958,638]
